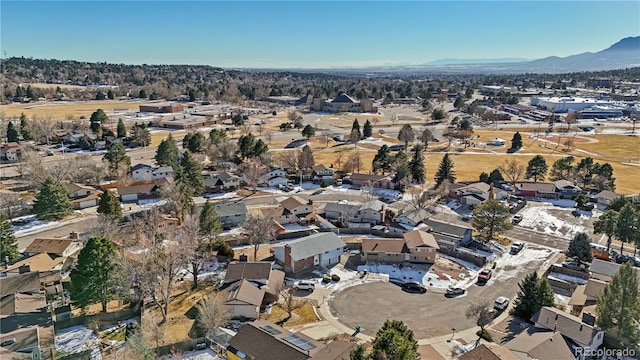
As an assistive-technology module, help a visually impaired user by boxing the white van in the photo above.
[293,280,315,291]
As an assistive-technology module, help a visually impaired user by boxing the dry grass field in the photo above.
[26,83,88,90]
[1,100,144,119]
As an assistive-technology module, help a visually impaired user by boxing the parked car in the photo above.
[293,280,316,291]
[445,287,466,297]
[311,190,324,196]
[477,269,492,283]
[494,296,510,311]
[510,242,525,255]
[512,214,523,224]
[402,281,427,294]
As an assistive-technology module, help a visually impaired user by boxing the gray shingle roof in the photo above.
[274,233,346,261]
[590,259,640,282]
[331,93,356,103]
[422,219,472,239]
[215,202,248,217]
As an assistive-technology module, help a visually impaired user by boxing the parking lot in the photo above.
[329,250,554,339]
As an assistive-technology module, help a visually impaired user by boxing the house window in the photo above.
[325,251,329,254]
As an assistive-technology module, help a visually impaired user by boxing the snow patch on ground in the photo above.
[55,325,101,359]
[12,218,57,235]
[548,272,588,285]
[518,204,590,238]
[493,247,556,282]
[202,192,239,200]
[163,349,220,360]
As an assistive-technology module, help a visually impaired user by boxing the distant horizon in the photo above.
[1,1,639,68]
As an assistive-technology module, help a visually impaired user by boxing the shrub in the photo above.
[476,329,492,341]
[320,180,328,188]
[272,110,277,116]
[322,276,331,284]
[331,274,340,282]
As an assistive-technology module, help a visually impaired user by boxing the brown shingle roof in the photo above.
[596,190,620,200]
[584,278,607,299]
[517,182,556,193]
[532,306,601,346]
[24,239,76,255]
[225,262,273,283]
[361,238,407,253]
[505,328,575,360]
[2,253,64,273]
[63,183,95,194]
[116,183,156,195]
[403,230,440,249]
[227,279,264,306]
[459,343,519,360]
[279,196,307,212]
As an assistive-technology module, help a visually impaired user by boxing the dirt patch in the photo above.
[431,257,469,281]
[539,134,596,145]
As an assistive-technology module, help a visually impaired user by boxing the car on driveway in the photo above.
[445,287,466,297]
[402,281,427,294]
[477,269,492,283]
[512,214,523,224]
[293,280,315,291]
[494,296,510,311]
[510,242,525,255]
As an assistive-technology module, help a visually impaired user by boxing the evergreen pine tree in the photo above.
[511,132,523,150]
[6,122,19,142]
[596,262,640,346]
[97,190,123,221]
[116,118,127,138]
[363,120,373,138]
[103,142,131,177]
[199,201,222,237]
[525,155,548,182]
[301,124,316,139]
[89,109,109,123]
[179,150,204,196]
[155,135,179,168]
[0,212,19,264]
[351,119,362,139]
[70,237,121,312]
[566,232,593,263]
[20,114,33,140]
[33,178,73,220]
[514,272,555,320]
[434,153,456,186]
[409,146,426,184]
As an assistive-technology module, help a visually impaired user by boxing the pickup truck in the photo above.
[477,269,492,283]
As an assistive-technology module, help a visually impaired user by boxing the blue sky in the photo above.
[1,1,638,68]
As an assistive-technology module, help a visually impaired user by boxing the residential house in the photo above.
[204,172,242,193]
[348,173,398,190]
[395,208,429,229]
[262,166,288,188]
[590,258,640,283]
[568,278,607,317]
[532,306,605,357]
[321,200,386,225]
[403,230,440,263]
[358,200,387,224]
[1,253,66,277]
[272,232,346,274]
[225,279,265,320]
[115,183,161,203]
[64,183,100,209]
[504,327,576,360]
[224,261,285,303]
[459,343,519,360]
[130,164,174,182]
[361,230,439,264]
[280,196,314,217]
[1,142,22,162]
[454,182,491,205]
[263,197,315,226]
[553,180,582,199]
[596,190,620,207]
[227,320,354,360]
[516,182,558,199]
[24,238,83,258]
[311,164,335,184]
[0,327,42,360]
[419,219,473,249]
[215,202,248,229]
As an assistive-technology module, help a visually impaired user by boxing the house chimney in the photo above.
[18,264,31,274]
[69,232,80,240]
[308,199,313,206]
[239,254,248,262]
[582,312,596,326]
[381,205,385,223]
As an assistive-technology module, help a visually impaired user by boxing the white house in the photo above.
[131,164,174,182]
[272,233,346,274]
[225,279,264,320]
[262,166,288,188]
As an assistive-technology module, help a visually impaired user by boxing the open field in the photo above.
[1,100,144,119]
[26,83,88,90]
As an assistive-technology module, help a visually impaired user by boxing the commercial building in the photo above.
[139,102,185,113]
[311,93,377,113]
[531,97,613,113]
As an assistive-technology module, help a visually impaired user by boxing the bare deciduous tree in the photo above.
[466,301,494,344]
[498,159,525,188]
[30,115,56,145]
[407,185,433,210]
[0,191,24,220]
[264,129,273,144]
[239,160,267,193]
[276,151,301,173]
[244,214,276,261]
[320,129,333,148]
[196,292,230,336]
[344,152,362,173]
[178,216,211,290]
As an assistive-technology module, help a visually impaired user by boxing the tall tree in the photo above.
[453,95,464,110]
[6,122,19,142]
[184,131,205,153]
[70,237,121,312]
[525,155,548,182]
[409,146,426,184]
[594,210,619,252]
[178,150,204,196]
[615,203,639,255]
[370,320,419,360]
[199,201,222,238]
[372,145,392,175]
[466,301,494,342]
[549,156,576,182]
[196,293,230,337]
[398,124,415,151]
[434,153,456,186]
[298,145,315,171]
[363,119,373,138]
[513,272,555,321]
[208,128,227,145]
[107,89,115,100]
[90,109,109,123]
[419,127,433,150]
[596,262,640,347]
[0,212,19,264]
[349,128,361,148]
[103,142,131,179]
[116,118,127,138]
[97,190,123,221]
[301,124,315,139]
[138,89,147,99]
[498,159,525,188]
[471,199,513,242]
[130,124,151,147]
[33,178,73,220]
[244,214,276,261]
[510,132,523,150]
[19,114,33,141]
[155,135,179,168]
[351,119,362,139]
[566,232,594,263]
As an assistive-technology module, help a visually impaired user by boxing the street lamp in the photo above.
[447,328,456,342]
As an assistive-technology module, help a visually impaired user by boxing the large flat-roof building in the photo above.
[531,97,613,113]
[311,93,377,113]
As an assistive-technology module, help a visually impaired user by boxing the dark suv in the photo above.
[402,281,427,293]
